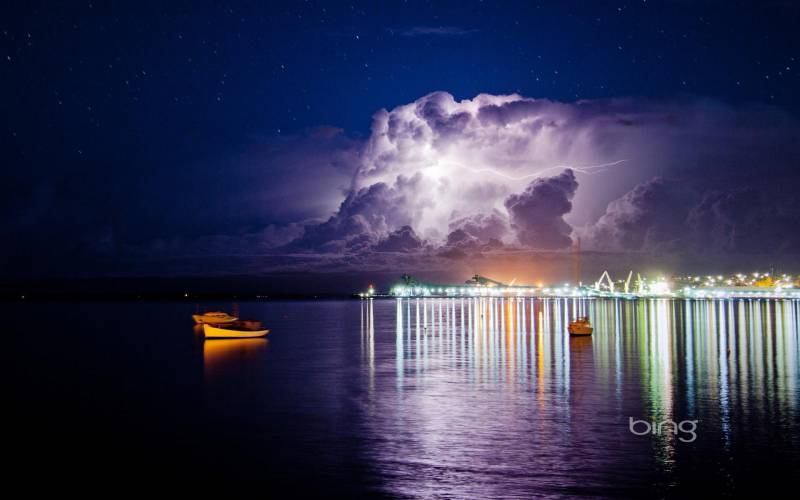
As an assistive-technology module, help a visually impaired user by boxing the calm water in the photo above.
[8,298,800,496]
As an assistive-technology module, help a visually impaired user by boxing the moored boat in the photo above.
[203,321,269,339]
[192,311,238,324]
[568,317,593,336]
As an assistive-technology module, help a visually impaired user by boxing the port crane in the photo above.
[594,270,640,294]
[595,271,615,292]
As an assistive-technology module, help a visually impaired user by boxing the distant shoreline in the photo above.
[0,291,356,302]
[0,273,400,301]
[5,293,800,303]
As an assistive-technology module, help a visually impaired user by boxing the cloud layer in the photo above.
[286,91,800,266]
[504,169,578,249]
[4,91,800,280]
[290,91,645,252]
[583,178,800,255]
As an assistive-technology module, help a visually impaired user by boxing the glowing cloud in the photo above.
[292,91,639,251]
[287,91,800,259]
[504,169,578,249]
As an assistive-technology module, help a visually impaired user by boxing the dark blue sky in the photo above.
[6,1,798,148]
[2,0,799,279]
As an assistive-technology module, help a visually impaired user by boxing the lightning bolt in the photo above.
[452,159,628,181]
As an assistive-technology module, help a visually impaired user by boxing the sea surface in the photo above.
[8,298,800,496]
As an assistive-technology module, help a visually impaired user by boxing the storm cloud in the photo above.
[286,91,799,262]
[504,169,578,249]
[373,225,426,253]
[5,90,800,280]
[584,178,800,255]
[446,210,509,247]
[584,178,692,252]
[685,187,800,254]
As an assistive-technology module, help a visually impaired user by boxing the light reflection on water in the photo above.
[9,299,799,493]
[203,338,268,378]
[358,297,799,497]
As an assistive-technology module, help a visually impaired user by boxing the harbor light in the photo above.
[381,271,800,300]
[649,281,671,295]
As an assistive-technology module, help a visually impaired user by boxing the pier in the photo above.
[360,272,800,300]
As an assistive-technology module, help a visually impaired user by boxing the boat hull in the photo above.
[193,314,238,325]
[568,320,593,336]
[203,323,269,339]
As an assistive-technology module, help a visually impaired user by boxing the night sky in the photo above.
[3,1,800,286]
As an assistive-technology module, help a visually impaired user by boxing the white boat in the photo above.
[203,321,269,339]
[192,311,238,324]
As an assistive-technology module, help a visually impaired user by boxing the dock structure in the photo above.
[360,272,800,300]
[389,274,592,299]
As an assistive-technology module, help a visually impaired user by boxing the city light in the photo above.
[375,270,800,300]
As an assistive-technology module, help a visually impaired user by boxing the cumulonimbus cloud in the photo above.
[7,90,799,281]
[291,91,645,252]
[584,179,800,255]
[584,177,692,252]
[504,169,578,249]
[288,91,800,260]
